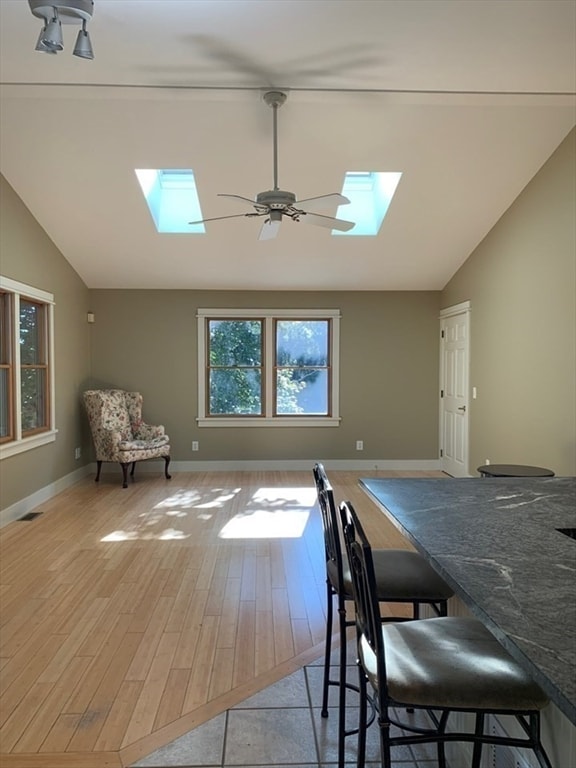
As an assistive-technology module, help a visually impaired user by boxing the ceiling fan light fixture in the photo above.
[29,0,95,57]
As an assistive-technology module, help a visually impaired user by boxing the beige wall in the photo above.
[442,128,576,476]
[0,175,92,511]
[89,289,441,462]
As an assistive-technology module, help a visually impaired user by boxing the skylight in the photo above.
[135,169,205,234]
[333,171,402,236]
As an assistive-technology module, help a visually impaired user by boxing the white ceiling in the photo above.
[0,0,574,291]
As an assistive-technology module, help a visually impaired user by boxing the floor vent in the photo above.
[18,511,43,521]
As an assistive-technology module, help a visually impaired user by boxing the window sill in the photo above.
[197,417,341,428]
[0,430,58,459]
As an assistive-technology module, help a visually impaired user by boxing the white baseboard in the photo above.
[116,458,442,473]
[0,464,93,529]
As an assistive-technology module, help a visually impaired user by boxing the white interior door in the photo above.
[440,303,470,477]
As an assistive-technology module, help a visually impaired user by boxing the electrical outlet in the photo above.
[356,440,364,451]
[74,447,81,460]
[485,458,490,465]
[192,441,199,451]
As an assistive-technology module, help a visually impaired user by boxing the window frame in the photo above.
[0,276,56,459]
[197,308,340,427]
[0,290,14,443]
[206,316,265,417]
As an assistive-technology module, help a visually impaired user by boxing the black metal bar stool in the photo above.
[340,499,552,768]
[313,463,454,768]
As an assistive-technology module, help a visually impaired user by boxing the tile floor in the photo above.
[130,645,442,768]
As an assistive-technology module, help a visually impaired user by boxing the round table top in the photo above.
[476,464,555,477]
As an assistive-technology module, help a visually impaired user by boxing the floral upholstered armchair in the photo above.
[83,389,171,488]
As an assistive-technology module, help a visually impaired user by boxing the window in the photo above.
[197,309,340,426]
[333,171,402,236]
[0,276,56,458]
[135,169,205,233]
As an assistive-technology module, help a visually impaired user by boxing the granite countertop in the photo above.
[359,476,576,725]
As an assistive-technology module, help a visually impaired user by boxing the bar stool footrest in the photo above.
[325,679,377,732]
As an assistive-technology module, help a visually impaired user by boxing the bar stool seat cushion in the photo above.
[329,549,454,602]
[359,616,549,711]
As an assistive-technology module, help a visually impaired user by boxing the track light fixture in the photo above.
[29,0,95,59]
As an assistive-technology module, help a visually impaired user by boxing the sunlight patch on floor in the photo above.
[100,527,191,542]
[99,486,316,542]
[218,487,316,539]
[99,487,246,541]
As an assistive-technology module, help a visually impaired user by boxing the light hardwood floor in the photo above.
[0,469,444,768]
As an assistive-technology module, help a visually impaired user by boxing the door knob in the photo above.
[458,405,467,412]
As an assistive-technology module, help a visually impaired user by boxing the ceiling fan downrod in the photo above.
[263,90,287,192]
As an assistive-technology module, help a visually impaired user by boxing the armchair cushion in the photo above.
[118,436,170,451]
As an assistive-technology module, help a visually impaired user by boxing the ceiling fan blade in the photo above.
[217,193,260,207]
[259,218,282,241]
[189,212,261,225]
[299,212,355,232]
[294,193,350,212]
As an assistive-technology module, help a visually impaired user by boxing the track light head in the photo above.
[73,19,94,59]
[41,10,64,51]
[35,26,58,53]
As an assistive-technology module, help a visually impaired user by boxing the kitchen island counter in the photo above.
[359,476,576,725]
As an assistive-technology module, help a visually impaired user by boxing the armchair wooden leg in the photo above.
[164,455,172,480]
[120,463,130,488]
[95,460,103,483]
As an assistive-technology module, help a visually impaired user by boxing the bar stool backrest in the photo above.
[313,462,347,597]
[340,500,389,700]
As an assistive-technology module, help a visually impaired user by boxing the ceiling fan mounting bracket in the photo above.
[262,90,287,109]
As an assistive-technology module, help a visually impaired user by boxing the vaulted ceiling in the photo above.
[0,0,574,290]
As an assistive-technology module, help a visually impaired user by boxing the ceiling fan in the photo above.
[189,90,355,240]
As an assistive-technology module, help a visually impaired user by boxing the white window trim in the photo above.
[0,276,57,459]
[197,308,341,427]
